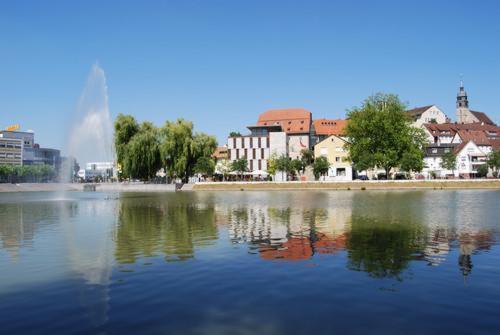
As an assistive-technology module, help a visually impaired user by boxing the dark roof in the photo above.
[406,105,434,118]
[471,111,496,125]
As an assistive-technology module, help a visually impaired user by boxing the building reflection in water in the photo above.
[224,192,353,261]
[222,191,496,280]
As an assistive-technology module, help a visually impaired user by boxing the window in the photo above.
[244,149,248,158]
[236,149,240,159]
[250,160,253,171]
[253,148,256,159]
[258,137,261,147]
[335,157,340,162]
[336,168,346,176]
[261,148,264,158]
[258,160,262,170]
[250,137,253,148]
[432,149,437,153]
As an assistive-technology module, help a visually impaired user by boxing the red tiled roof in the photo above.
[456,130,491,146]
[257,108,311,134]
[491,139,500,151]
[424,122,500,135]
[471,111,496,125]
[312,119,348,136]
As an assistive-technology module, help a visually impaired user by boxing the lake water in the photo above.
[1,190,499,335]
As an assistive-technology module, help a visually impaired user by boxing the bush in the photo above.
[476,164,488,178]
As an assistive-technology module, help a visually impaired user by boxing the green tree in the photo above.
[114,114,139,176]
[291,158,304,178]
[487,150,500,178]
[229,131,242,137]
[123,122,162,181]
[275,155,291,173]
[300,149,314,172]
[313,156,330,180]
[231,158,248,179]
[476,164,488,178]
[345,93,427,178]
[194,156,215,177]
[217,159,232,181]
[161,119,217,183]
[267,154,278,176]
[441,150,457,176]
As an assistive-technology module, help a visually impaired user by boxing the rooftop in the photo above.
[257,108,311,134]
[312,119,347,136]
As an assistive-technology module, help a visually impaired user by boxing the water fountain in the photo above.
[65,64,114,180]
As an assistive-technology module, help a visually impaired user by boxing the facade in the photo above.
[0,137,23,165]
[422,144,456,178]
[212,146,229,175]
[455,141,488,178]
[0,129,61,170]
[78,162,114,181]
[257,108,312,159]
[314,135,353,181]
[406,105,448,128]
[227,125,280,172]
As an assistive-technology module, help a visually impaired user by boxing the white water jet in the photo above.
[67,64,114,168]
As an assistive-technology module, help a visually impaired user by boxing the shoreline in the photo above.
[193,180,500,191]
[1,180,499,193]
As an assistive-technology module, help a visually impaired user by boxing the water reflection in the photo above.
[115,193,218,263]
[220,191,496,280]
[0,195,114,328]
[1,191,498,283]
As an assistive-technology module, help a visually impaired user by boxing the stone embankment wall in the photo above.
[193,180,500,191]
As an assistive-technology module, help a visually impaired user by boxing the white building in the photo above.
[406,105,449,128]
[78,162,115,181]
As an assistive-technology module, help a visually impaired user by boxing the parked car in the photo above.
[358,175,369,181]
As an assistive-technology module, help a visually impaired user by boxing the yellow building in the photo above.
[314,135,352,180]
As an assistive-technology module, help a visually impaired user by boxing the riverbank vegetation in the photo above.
[0,165,56,183]
[114,114,217,182]
[345,93,428,177]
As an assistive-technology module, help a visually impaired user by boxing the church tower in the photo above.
[456,80,473,123]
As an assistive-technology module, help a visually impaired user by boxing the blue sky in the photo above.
[1,0,499,151]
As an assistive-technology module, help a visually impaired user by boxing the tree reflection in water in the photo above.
[114,193,218,263]
[345,217,427,280]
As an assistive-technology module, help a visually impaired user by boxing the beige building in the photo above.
[406,105,448,128]
[0,137,23,165]
[314,135,352,180]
